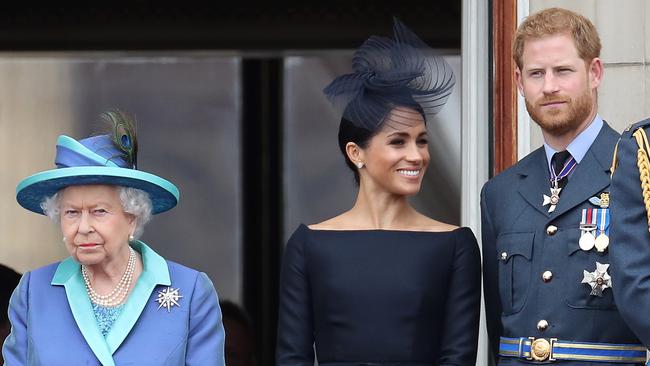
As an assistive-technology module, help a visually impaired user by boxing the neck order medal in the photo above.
[543,183,562,213]
[543,155,577,213]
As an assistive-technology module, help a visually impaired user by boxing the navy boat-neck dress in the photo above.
[276,224,481,366]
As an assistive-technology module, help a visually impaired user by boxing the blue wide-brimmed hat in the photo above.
[16,115,179,215]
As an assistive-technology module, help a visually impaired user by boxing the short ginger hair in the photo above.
[513,7,601,69]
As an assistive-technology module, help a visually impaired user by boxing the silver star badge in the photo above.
[155,287,183,312]
[582,262,612,297]
[542,186,562,213]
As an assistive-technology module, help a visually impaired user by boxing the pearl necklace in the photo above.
[82,247,136,307]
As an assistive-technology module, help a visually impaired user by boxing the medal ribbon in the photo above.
[581,208,596,229]
[591,208,597,227]
[599,208,609,235]
[581,208,591,227]
[549,156,577,185]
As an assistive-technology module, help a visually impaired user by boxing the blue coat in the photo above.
[2,241,225,366]
[610,118,650,347]
[481,122,642,365]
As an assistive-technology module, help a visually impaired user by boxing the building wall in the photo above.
[0,59,77,273]
[0,55,244,303]
[528,0,650,149]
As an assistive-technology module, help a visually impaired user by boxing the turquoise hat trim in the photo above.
[16,166,179,215]
[16,133,180,215]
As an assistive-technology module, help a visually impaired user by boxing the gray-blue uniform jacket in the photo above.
[481,122,643,365]
[610,118,650,349]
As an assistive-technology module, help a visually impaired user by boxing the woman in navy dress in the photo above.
[276,19,481,366]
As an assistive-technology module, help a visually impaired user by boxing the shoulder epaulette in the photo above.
[624,118,650,134]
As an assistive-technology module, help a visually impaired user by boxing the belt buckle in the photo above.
[527,337,557,362]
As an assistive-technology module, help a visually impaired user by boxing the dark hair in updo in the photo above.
[338,118,373,185]
[338,104,426,185]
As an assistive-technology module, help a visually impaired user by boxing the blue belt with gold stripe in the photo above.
[499,337,646,363]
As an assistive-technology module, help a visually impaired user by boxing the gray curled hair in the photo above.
[40,186,153,239]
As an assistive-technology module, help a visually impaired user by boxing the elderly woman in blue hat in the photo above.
[2,111,225,366]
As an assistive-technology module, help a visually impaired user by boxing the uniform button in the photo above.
[500,252,508,260]
[537,319,549,331]
[546,225,558,235]
[542,271,553,282]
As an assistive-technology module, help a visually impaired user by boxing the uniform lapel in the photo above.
[549,123,619,220]
[517,147,554,216]
[105,241,171,355]
[51,258,115,366]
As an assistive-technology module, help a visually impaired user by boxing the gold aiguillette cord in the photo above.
[630,128,650,233]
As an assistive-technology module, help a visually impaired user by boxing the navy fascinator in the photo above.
[323,18,455,132]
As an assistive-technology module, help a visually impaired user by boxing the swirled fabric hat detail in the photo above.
[323,18,456,131]
[16,111,179,215]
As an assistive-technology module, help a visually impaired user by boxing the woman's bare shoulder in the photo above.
[412,214,460,232]
[308,213,352,230]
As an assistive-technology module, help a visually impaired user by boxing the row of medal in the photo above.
[579,207,609,252]
[582,194,611,297]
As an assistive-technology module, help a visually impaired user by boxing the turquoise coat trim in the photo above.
[3,242,225,365]
[49,241,171,365]
[50,255,114,366]
[2,243,225,366]
[106,241,170,354]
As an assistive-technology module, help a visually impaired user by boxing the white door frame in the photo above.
[461,1,531,364]
[517,0,532,159]
[461,0,490,365]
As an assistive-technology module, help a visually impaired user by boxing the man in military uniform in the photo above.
[481,7,645,365]
[609,120,650,350]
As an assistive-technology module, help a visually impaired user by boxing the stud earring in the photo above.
[129,234,135,242]
[356,162,364,169]
[62,236,66,243]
